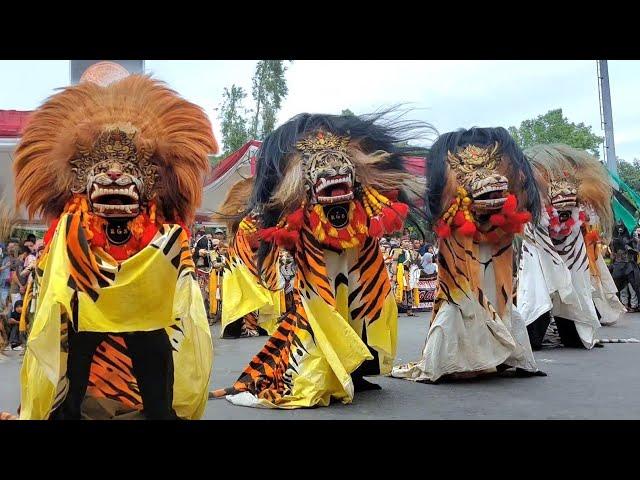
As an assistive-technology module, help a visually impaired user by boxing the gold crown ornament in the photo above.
[296,131,350,153]
[447,142,501,174]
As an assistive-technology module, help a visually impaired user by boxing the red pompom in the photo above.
[489,214,506,226]
[434,220,451,238]
[352,202,368,225]
[505,222,525,234]
[458,220,477,237]
[502,194,517,215]
[390,202,409,219]
[453,210,466,227]
[285,230,300,248]
[511,211,532,225]
[286,209,305,230]
[368,217,384,237]
[275,230,299,250]
[381,207,402,232]
[258,227,279,242]
[578,211,586,222]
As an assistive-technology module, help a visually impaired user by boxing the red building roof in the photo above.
[204,140,262,186]
[0,110,32,137]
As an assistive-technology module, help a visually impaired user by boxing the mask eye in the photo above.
[558,211,572,223]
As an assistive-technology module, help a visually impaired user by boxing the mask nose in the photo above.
[107,170,122,180]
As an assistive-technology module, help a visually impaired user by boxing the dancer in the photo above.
[611,222,640,312]
[5,75,215,420]
[215,178,282,339]
[211,112,429,408]
[207,238,225,324]
[392,127,545,383]
[278,249,297,312]
[399,239,422,316]
[518,144,621,350]
[193,227,216,319]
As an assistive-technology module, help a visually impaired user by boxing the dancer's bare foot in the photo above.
[209,389,227,399]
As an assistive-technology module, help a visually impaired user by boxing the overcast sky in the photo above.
[0,60,638,160]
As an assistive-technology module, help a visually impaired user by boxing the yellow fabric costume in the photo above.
[218,228,397,408]
[19,215,213,420]
[220,232,283,338]
[4,75,217,421]
[210,118,423,408]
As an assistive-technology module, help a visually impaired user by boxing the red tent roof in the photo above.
[204,140,262,186]
[0,110,32,137]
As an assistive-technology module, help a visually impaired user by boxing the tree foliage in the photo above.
[218,61,291,153]
[618,158,640,193]
[508,108,604,157]
[249,60,290,140]
[218,84,250,155]
[340,108,355,116]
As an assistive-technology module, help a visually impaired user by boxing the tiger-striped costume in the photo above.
[392,128,542,383]
[214,225,397,408]
[211,113,426,408]
[518,207,601,348]
[393,230,537,382]
[7,75,216,420]
[18,214,213,419]
[220,228,282,339]
[518,144,621,350]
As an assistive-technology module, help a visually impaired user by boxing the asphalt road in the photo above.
[2,311,639,419]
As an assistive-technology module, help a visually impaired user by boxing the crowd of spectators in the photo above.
[0,233,44,354]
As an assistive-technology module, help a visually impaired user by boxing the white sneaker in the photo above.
[12,345,24,351]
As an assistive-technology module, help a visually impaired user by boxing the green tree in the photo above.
[508,108,604,157]
[218,84,250,155]
[249,60,291,140]
[618,158,640,192]
[341,109,355,116]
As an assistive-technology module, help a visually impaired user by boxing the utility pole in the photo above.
[597,60,618,180]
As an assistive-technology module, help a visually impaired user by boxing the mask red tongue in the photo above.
[331,187,347,196]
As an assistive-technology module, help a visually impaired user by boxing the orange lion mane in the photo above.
[14,75,218,224]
